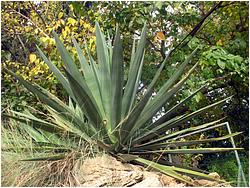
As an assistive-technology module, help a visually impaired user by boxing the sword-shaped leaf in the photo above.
[120,51,171,144]
[130,132,242,151]
[135,157,195,185]
[2,112,59,133]
[131,47,199,134]
[122,23,147,117]
[52,31,86,87]
[36,46,74,99]
[64,68,102,129]
[147,85,206,130]
[21,154,67,161]
[134,96,232,144]
[111,26,124,130]
[5,69,72,116]
[129,62,199,143]
[95,22,112,124]
[131,147,243,154]
[133,119,225,147]
[73,38,105,119]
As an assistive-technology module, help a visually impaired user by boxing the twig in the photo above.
[196,36,212,45]
[16,34,28,58]
[133,31,161,53]
[28,1,47,27]
[13,27,29,60]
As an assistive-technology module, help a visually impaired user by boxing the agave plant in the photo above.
[4,22,242,185]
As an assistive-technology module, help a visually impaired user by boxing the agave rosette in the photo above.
[4,23,242,185]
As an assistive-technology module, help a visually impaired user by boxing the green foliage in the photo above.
[201,46,248,83]
[207,154,249,186]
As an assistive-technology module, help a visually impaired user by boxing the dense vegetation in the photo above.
[1,1,249,186]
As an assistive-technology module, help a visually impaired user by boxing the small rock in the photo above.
[160,174,186,187]
[208,172,220,179]
[132,172,163,187]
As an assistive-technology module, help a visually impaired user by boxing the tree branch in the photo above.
[8,8,49,38]
[170,1,223,55]
[133,31,162,54]
[28,1,47,27]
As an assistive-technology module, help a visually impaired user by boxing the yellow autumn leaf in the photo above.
[34,28,39,34]
[48,38,55,45]
[67,17,77,26]
[25,27,32,32]
[216,39,223,46]
[62,29,66,38]
[60,19,65,25]
[40,37,47,43]
[58,12,64,19]
[79,19,85,26]
[156,31,165,41]
[34,58,40,65]
[83,22,91,29]
[69,4,74,11]
[29,53,37,63]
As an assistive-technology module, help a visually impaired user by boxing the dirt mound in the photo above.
[73,155,229,187]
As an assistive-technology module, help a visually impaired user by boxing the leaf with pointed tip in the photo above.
[135,157,195,185]
[129,62,199,143]
[22,123,49,143]
[21,154,67,161]
[167,122,228,142]
[133,96,232,144]
[133,119,225,147]
[5,69,72,116]
[46,107,95,142]
[64,68,103,129]
[122,23,147,117]
[36,46,74,99]
[152,47,199,99]
[73,38,105,119]
[39,130,78,148]
[25,82,95,138]
[95,22,111,123]
[120,51,171,143]
[2,112,59,133]
[130,132,242,151]
[148,85,206,130]
[130,86,213,144]
[111,27,124,131]
[2,146,70,152]
[131,48,199,134]
[4,69,97,143]
[131,147,243,154]
[171,166,225,183]
[52,31,85,87]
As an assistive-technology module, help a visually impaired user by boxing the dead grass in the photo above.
[2,152,82,186]
[1,118,99,187]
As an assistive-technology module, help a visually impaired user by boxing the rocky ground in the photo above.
[73,155,230,187]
